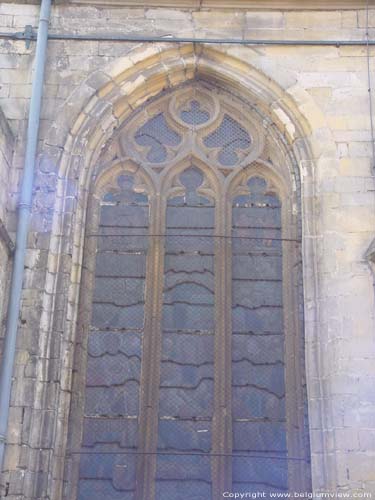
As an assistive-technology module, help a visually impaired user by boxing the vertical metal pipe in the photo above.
[0,0,51,473]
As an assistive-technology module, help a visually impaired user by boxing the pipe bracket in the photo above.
[17,202,32,211]
[22,25,36,49]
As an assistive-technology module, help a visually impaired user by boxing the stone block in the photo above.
[9,84,31,99]
[12,15,39,29]
[340,192,375,206]
[358,9,375,28]
[0,3,37,15]
[334,130,372,142]
[327,89,370,116]
[334,428,360,452]
[299,71,363,88]
[285,11,341,29]
[339,158,372,176]
[245,11,284,29]
[6,407,23,445]
[346,452,375,481]
[334,176,365,193]
[0,83,9,98]
[349,142,374,158]
[6,469,25,495]
[0,68,31,85]
[0,54,21,70]
[341,11,358,28]
[145,8,190,21]
[3,445,21,471]
[192,10,244,34]
[63,41,99,57]
[359,430,375,451]
[0,14,13,28]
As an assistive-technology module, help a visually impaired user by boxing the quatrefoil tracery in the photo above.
[119,86,264,176]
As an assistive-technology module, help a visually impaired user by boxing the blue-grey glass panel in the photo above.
[88,331,142,356]
[134,112,182,163]
[158,378,214,418]
[162,302,214,331]
[84,383,140,416]
[158,420,212,452]
[96,232,148,252]
[91,303,145,330]
[161,332,214,364]
[167,206,215,228]
[233,421,287,452]
[232,206,281,228]
[85,352,141,388]
[232,386,285,420]
[78,451,136,499]
[233,281,282,307]
[78,481,134,500]
[94,253,146,278]
[232,306,284,334]
[232,455,288,490]
[231,176,287,490]
[232,255,282,280]
[231,483,287,496]
[157,453,211,480]
[100,204,149,226]
[232,334,284,361]
[81,418,138,448]
[157,167,214,492]
[164,254,213,275]
[203,114,251,166]
[180,100,210,126]
[232,360,285,398]
[164,235,214,254]
[78,174,149,499]
[155,480,212,500]
[155,454,212,500]
[93,277,145,305]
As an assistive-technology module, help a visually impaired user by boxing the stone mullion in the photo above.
[211,194,233,497]
[135,192,165,500]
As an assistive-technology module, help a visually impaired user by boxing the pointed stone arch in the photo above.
[25,43,336,499]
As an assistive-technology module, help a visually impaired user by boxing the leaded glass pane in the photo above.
[156,167,214,498]
[203,114,251,166]
[134,113,182,163]
[77,174,149,500]
[231,176,288,493]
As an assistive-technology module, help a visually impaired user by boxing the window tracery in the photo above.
[66,83,310,500]
[119,85,263,175]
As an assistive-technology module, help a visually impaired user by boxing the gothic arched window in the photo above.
[65,84,310,500]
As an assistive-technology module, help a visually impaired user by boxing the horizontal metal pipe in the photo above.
[0,30,375,45]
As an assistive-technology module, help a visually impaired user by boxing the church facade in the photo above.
[0,1,374,499]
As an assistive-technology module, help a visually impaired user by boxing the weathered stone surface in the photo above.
[0,3,375,499]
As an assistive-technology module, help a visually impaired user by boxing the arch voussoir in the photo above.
[32,42,334,499]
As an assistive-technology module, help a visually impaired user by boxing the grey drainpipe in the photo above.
[0,0,51,473]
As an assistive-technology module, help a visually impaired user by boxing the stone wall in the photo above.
[0,2,375,499]
[0,107,14,357]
